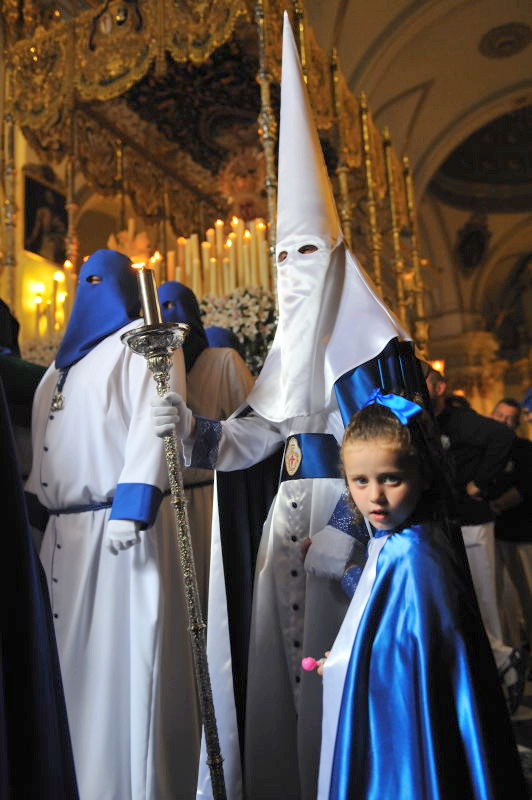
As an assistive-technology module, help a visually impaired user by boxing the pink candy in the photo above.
[301,656,318,672]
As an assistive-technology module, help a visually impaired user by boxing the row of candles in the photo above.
[31,259,77,336]
[160,217,272,297]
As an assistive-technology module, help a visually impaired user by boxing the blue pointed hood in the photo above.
[55,249,139,369]
[205,325,241,352]
[158,281,208,372]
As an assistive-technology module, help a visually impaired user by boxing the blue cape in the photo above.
[158,281,208,372]
[329,523,526,800]
[55,250,139,369]
[205,325,241,352]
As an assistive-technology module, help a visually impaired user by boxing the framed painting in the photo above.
[24,171,67,264]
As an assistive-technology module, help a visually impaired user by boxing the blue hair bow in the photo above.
[362,388,422,425]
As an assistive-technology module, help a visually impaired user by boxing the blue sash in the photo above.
[280,433,341,482]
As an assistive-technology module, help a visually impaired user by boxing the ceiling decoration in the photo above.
[479,22,532,60]
[430,105,532,212]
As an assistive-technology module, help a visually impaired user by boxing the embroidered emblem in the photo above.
[285,436,302,477]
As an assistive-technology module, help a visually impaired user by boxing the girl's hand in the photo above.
[317,651,330,676]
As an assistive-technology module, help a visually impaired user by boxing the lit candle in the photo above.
[227,238,236,292]
[133,264,163,325]
[63,259,75,320]
[215,219,224,263]
[33,295,43,337]
[52,270,65,330]
[257,222,269,289]
[177,236,186,274]
[206,228,216,249]
[190,234,201,296]
[243,230,252,286]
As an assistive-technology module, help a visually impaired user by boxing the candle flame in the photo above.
[177,236,187,245]
[244,230,252,239]
[150,251,162,263]
[57,291,67,303]
[83,255,89,262]
[132,261,146,270]
[53,270,65,283]
[256,221,266,230]
[215,219,224,227]
[231,216,239,225]
[33,295,43,305]
[33,281,46,293]
[63,259,74,270]
[226,239,232,247]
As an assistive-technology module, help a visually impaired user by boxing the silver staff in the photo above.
[122,266,226,799]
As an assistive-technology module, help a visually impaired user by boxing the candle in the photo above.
[184,238,192,287]
[201,241,211,293]
[33,296,42,337]
[215,219,224,263]
[243,230,252,286]
[209,256,217,296]
[206,227,216,249]
[227,238,236,292]
[257,222,269,289]
[222,256,230,295]
[250,223,259,286]
[177,236,186,271]
[167,250,175,282]
[135,265,163,325]
[190,234,201,296]
[128,217,135,241]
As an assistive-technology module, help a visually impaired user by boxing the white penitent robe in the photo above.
[196,406,350,800]
[183,347,254,613]
[26,320,200,800]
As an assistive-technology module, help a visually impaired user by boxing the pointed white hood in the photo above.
[247,13,410,423]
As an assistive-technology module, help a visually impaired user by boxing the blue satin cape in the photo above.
[55,249,139,369]
[330,523,526,800]
[158,281,208,372]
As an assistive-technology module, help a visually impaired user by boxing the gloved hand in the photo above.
[150,392,194,440]
[106,518,142,555]
[304,526,355,580]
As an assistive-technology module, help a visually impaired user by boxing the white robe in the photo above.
[26,320,200,800]
[184,348,254,614]
[197,405,350,800]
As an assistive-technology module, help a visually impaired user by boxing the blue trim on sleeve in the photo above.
[340,564,364,599]
[329,493,369,545]
[190,416,222,470]
[110,483,163,528]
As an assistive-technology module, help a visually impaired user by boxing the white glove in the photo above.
[106,519,142,555]
[304,526,355,580]
[150,392,194,440]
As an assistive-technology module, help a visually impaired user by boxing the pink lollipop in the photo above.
[301,656,318,672]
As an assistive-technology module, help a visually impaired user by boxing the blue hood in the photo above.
[158,281,208,372]
[205,325,241,353]
[55,249,139,369]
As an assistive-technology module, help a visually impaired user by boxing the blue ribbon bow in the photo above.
[362,388,422,424]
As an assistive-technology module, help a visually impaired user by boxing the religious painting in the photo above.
[24,171,67,264]
[455,212,491,274]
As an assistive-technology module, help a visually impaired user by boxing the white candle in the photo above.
[227,238,236,292]
[215,219,225,263]
[167,250,175,282]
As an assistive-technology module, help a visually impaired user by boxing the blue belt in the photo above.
[280,433,341,482]
[49,500,113,516]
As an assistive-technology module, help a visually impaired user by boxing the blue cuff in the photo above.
[340,564,364,599]
[190,416,222,470]
[110,483,163,528]
[329,493,369,545]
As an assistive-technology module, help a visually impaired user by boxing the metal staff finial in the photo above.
[122,265,226,800]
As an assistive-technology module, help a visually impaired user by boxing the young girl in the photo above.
[317,390,526,800]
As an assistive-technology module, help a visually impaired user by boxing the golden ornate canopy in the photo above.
[0,0,429,351]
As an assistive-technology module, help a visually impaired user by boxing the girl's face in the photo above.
[342,438,422,530]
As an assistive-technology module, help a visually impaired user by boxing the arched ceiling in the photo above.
[306,0,532,197]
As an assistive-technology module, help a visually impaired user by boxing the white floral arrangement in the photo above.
[200,286,277,375]
[21,330,64,366]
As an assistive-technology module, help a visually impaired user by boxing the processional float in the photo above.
[0,3,433,792]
